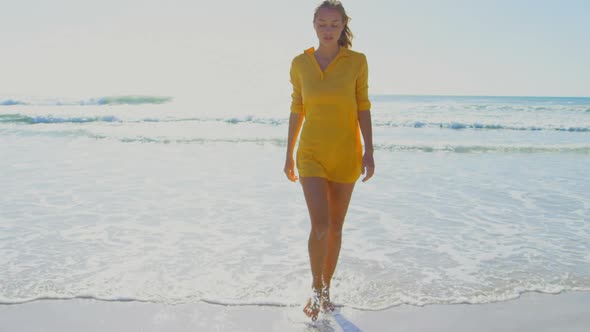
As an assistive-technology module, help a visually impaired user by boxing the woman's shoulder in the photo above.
[343,48,368,61]
[291,47,313,64]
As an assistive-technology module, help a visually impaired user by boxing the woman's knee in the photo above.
[328,222,344,236]
[311,223,329,240]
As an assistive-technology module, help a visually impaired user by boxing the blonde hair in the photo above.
[313,0,353,49]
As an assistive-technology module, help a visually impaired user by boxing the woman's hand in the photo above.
[284,157,298,182]
[361,152,375,182]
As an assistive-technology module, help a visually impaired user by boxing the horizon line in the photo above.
[370,93,590,99]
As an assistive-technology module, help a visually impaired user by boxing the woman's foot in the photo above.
[303,288,321,321]
[320,286,335,312]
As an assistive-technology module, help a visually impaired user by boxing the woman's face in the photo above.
[313,7,345,47]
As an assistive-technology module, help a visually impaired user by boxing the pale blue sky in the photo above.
[1,0,589,103]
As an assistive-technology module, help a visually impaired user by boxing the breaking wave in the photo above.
[0,114,119,124]
[2,113,589,133]
[0,95,172,106]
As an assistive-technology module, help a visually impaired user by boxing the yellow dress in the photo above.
[290,46,371,183]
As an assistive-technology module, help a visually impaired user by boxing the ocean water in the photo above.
[1,94,589,310]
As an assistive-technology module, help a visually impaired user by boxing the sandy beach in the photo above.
[1,291,588,331]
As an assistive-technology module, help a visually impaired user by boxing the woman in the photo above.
[283,0,375,321]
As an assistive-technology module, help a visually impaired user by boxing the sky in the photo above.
[1,0,589,104]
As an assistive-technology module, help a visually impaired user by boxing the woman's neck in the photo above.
[316,44,340,60]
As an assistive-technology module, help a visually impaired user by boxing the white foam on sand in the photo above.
[0,291,589,332]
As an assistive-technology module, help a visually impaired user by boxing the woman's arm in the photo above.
[284,112,304,182]
[358,110,374,182]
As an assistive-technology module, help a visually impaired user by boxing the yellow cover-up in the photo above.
[290,46,371,183]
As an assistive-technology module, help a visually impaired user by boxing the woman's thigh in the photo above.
[327,181,355,229]
[299,177,330,228]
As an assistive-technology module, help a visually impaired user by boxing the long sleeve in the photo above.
[356,54,371,111]
[290,59,304,114]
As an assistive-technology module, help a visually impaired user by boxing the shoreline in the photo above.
[1,291,589,331]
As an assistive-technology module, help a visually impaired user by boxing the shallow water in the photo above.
[1,95,589,309]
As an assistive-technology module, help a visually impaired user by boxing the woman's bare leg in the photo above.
[299,176,330,320]
[322,181,355,310]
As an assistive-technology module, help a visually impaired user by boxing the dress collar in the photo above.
[304,46,350,58]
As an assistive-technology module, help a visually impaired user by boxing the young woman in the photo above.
[283,0,375,321]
